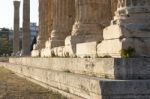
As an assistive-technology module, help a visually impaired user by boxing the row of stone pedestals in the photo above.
[32,0,150,58]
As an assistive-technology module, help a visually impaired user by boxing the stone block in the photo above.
[76,42,97,58]
[103,24,150,40]
[31,50,40,57]
[97,37,150,57]
[40,48,51,57]
[51,46,65,57]
[64,36,76,57]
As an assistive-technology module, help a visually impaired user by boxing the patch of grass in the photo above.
[120,47,135,58]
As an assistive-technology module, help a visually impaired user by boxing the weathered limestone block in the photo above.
[77,42,97,58]
[40,39,52,57]
[51,46,65,57]
[97,38,150,57]
[97,0,150,57]
[64,36,76,57]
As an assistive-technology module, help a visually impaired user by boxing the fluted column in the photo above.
[22,0,30,56]
[13,1,20,55]
[33,0,49,50]
[48,0,53,37]
[111,0,118,17]
[44,0,49,41]
[71,0,112,42]
[50,0,75,48]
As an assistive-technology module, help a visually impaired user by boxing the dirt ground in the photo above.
[0,67,67,99]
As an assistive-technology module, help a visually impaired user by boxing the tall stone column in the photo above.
[71,0,112,42]
[50,0,75,48]
[65,0,112,56]
[22,0,30,56]
[32,0,51,57]
[48,0,53,37]
[13,1,20,55]
[34,0,49,49]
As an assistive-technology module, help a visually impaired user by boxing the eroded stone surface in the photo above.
[97,0,150,57]
[77,42,97,58]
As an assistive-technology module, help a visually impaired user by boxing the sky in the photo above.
[0,0,38,29]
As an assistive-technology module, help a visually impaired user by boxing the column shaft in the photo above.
[13,1,20,55]
[50,0,75,48]
[71,0,112,42]
[22,0,30,55]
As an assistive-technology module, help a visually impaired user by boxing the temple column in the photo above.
[65,0,112,56]
[71,0,111,41]
[48,0,53,37]
[50,0,75,48]
[13,1,20,55]
[40,0,75,57]
[22,0,30,56]
[31,0,50,57]
[111,0,118,17]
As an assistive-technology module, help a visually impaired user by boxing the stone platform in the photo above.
[1,57,150,99]
[9,57,150,80]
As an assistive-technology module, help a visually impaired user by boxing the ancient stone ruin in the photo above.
[98,0,150,57]
[32,0,117,58]
[31,0,150,58]
[8,0,150,99]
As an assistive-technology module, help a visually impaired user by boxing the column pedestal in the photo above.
[97,0,150,57]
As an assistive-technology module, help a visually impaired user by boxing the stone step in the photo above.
[1,62,150,99]
[100,80,150,99]
[1,62,101,99]
[9,57,150,80]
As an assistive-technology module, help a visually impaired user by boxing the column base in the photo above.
[64,34,102,57]
[40,39,65,57]
[97,37,150,58]
[31,50,40,57]
[97,24,150,58]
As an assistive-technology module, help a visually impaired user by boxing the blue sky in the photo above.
[0,0,38,29]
